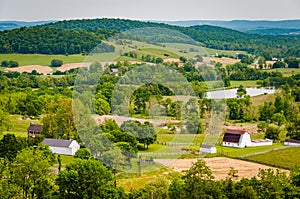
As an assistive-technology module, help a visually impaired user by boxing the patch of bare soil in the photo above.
[4,65,53,74]
[155,157,288,181]
[212,57,241,65]
[56,62,93,72]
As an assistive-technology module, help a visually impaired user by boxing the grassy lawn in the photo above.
[216,143,284,157]
[251,94,276,106]
[0,115,40,139]
[157,134,205,143]
[245,147,300,169]
[230,80,259,88]
[0,54,86,66]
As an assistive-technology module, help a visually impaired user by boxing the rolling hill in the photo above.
[0,18,299,57]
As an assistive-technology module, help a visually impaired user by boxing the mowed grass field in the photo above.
[245,147,300,169]
[251,93,276,106]
[216,143,284,158]
[269,68,300,77]
[230,80,259,88]
[0,54,86,66]
[0,115,40,139]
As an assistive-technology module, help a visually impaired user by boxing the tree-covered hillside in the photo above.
[0,27,115,54]
[0,18,299,57]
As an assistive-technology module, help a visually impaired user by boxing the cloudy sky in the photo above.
[0,0,299,21]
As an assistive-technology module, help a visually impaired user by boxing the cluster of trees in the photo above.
[0,139,126,199]
[1,60,19,67]
[226,96,254,122]
[226,62,283,81]
[261,74,300,87]
[51,59,63,67]
[272,58,299,69]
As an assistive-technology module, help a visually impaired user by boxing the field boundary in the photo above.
[238,146,289,158]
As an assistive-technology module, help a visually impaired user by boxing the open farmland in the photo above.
[4,65,53,74]
[155,157,288,181]
[245,147,300,169]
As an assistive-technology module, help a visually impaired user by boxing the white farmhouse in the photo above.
[200,144,217,154]
[43,138,80,156]
[284,139,300,147]
[222,129,252,148]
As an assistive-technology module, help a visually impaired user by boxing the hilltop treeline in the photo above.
[0,18,299,57]
[0,27,115,54]
[42,18,300,57]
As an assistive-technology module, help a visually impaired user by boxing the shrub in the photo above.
[8,61,19,68]
[51,59,63,67]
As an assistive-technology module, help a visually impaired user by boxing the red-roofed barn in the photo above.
[222,129,252,148]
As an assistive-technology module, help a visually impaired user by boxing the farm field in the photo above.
[230,80,259,88]
[0,54,85,66]
[269,68,300,77]
[251,93,276,106]
[216,143,284,158]
[0,115,39,139]
[245,147,300,169]
[155,157,288,181]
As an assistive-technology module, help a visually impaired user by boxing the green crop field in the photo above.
[245,147,300,169]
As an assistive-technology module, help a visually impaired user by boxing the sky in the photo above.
[0,0,300,21]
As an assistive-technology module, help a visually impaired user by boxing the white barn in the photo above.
[222,129,252,148]
[200,144,217,154]
[284,139,300,147]
[43,138,80,156]
[222,129,273,148]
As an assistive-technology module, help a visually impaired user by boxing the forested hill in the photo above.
[0,18,299,57]
[0,27,115,54]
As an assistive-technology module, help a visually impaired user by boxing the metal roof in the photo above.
[285,139,300,144]
[27,123,43,132]
[226,129,247,135]
[43,138,74,148]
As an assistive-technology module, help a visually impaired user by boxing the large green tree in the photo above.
[56,159,126,198]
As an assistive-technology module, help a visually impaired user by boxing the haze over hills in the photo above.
[0,21,56,31]
[153,19,300,35]
[1,19,300,35]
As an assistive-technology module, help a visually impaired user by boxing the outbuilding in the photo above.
[43,138,80,156]
[284,139,300,147]
[200,144,217,154]
[27,123,43,138]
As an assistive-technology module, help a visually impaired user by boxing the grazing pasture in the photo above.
[245,147,300,169]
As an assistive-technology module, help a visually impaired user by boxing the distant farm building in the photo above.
[43,138,80,156]
[110,68,119,76]
[284,139,300,147]
[200,144,217,154]
[27,123,43,138]
[222,129,272,148]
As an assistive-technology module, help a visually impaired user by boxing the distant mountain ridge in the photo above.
[153,19,300,35]
[0,21,56,31]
